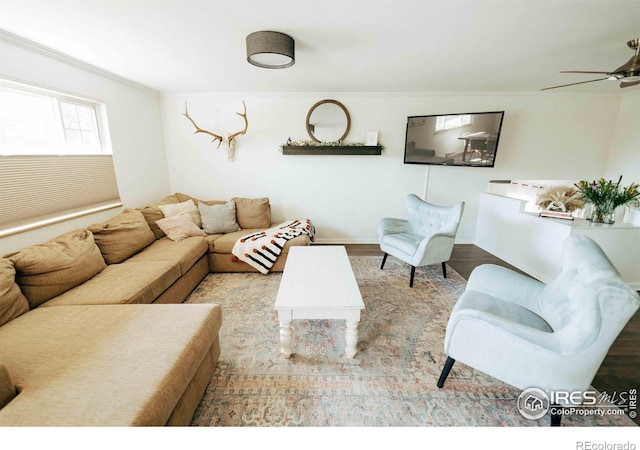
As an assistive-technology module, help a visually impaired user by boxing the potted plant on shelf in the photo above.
[575,176,640,224]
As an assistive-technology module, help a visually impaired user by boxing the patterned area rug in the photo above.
[186,255,634,427]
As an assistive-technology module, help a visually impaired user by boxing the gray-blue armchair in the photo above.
[437,235,640,425]
[379,194,464,287]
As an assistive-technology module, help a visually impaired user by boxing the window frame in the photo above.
[0,77,112,156]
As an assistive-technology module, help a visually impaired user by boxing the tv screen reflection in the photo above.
[404,111,505,167]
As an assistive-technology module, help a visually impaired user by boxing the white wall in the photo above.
[2,33,633,252]
[0,36,170,254]
[606,89,640,183]
[161,92,623,244]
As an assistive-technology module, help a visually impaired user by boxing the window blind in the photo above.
[0,155,122,237]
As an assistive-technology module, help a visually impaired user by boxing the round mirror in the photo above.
[306,99,351,143]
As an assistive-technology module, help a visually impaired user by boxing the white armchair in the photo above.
[437,235,640,425]
[379,194,464,287]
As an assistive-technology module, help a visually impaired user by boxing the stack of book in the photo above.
[539,210,574,220]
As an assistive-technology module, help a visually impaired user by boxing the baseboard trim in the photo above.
[312,238,475,245]
[312,238,378,245]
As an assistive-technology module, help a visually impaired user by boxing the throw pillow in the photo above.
[0,365,16,409]
[159,199,201,227]
[232,197,271,229]
[0,258,29,327]
[88,209,155,264]
[138,194,181,239]
[174,193,226,207]
[156,213,206,242]
[6,228,107,308]
[198,201,241,234]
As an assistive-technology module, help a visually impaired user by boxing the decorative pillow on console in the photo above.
[6,228,106,308]
[0,258,29,327]
[232,197,271,229]
[0,365,16,409]
[198,201,241,234]
[156,213,206,242]
[159,199,201,227]
[88,209,155,264]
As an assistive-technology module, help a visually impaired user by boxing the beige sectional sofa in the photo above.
[0,193,310,426]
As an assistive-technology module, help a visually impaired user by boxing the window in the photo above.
[435,114,473,132]
[0,80,107,155]
[0,78,122,237]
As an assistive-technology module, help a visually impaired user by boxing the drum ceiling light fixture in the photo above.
[246,31,295,69]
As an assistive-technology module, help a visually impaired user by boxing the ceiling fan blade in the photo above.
[540,77,610,91]
[559,70,612,75]
[621,79,640,88]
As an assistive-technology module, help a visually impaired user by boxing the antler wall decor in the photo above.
[183,101,248,161]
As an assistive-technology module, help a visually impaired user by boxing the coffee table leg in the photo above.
[345,320,359,358]
[279,320,292,358]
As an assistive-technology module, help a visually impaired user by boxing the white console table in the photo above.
[475,192,640,289]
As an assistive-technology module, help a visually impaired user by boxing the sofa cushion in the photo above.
[198,201,241,234]
[156,213,206,242]
[210,227,309,254]
[6,229,106,308]
[175,192,227,207]
[127,237,208,275]
[40,261,180,307]
[159,199,201,228]
[0,259,29,327]
[0,303,222,425]
[0,365,16,409]
[204,234,224,252]
[88,209,155,264]
[210,229,263,254]
[138,194,181,239]
[174,192,200,204]
[232,197,271,229]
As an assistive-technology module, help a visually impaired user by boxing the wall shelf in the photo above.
[282,145,382,156]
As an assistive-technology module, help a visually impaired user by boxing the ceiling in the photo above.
[1,0,639,93]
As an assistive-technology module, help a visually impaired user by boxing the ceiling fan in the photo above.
[541,38,640,90]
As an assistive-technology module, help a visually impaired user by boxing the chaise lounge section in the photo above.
[0,302,222,426]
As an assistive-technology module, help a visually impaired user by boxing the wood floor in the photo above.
[343,243,640,425]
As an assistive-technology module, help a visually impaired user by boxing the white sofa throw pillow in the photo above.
[159,199,201,227]
[156,213,206,242]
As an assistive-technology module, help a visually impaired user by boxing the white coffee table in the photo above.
[274,246,365,358]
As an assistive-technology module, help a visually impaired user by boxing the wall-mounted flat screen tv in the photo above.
[404,111,505,167]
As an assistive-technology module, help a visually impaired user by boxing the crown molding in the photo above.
[0,29,157,95]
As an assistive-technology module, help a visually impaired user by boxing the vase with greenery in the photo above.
[575,176,640,224]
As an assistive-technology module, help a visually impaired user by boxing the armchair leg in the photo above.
[551,406,562,426]
[437,356,455,388]
[380,253,388,270]
[442,262,448,278]
[410,266,416,287]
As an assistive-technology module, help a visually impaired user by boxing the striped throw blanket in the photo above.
[231,219,315,274]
